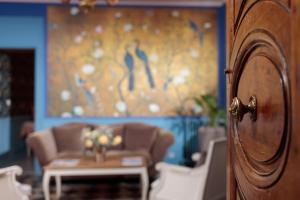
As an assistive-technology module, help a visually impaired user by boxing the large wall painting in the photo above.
[47,6,218,117]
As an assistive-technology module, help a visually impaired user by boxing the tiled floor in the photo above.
[1,153,143,200]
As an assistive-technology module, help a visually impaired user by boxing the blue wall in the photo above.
[0,4,46,157]
[0,118,10,155]
[0,3,226,164]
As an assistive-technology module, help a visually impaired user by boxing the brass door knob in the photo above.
[229,96,257,121]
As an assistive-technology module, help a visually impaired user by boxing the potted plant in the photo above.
[193,94,227,156]
[172,94,226,165]
[193,94,226,127]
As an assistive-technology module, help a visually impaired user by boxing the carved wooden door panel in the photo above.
[226,0,300,199]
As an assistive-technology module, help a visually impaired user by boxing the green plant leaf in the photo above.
[193,97,203,107]
[192,93,226,127]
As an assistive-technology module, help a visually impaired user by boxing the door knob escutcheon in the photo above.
[229,96,257,121]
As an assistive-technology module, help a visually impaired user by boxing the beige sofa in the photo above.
[27,122,174,177]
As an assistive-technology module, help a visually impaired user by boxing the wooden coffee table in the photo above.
[42,153,149,200]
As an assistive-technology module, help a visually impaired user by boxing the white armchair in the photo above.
[0,165,30,200]
[149,138,226,200]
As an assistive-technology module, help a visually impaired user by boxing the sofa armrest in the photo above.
[151,129,175,165]
[27,129,58,166]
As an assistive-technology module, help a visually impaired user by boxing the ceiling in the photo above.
[0,0,225,7]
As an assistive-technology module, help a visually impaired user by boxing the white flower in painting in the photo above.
[93,48,104,59]
[74,35,83,44]
[193,104,203,114]
[73,106,84,116]
[173,76,186,85]
[124,23,133,32]
[190,48,199,58]
[115,12,122,18]
[155,29,160,35]
[90,86,96,94]
[115,101,127,113]
[61,90,71,101]
[140,91,145,97]
[149,53,159,63]
[82,64,95,75]
[108,86,114,91]
[95,25,103,33]
[180,68,191,77]
[70,7,80,16]
[61,112,72,118]
[204,22,212,30]
[149,103,160,113]
[171,10,180,18]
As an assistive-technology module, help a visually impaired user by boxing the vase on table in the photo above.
[95,146,106,163]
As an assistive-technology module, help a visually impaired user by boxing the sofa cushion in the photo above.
[197,127,225,166]
[53,123,96,152]
[124,123,158,152]
[27,129,58,166]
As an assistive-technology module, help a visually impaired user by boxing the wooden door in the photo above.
[226,0,300,199]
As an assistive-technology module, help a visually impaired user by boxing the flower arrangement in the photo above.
[81,126,122,162]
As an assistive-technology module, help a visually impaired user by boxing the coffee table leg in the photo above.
[55,175,62,199]
[141,168,149,200]
[43,172,50,200]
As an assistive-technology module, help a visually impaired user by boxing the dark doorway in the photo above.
[0,49,34,159]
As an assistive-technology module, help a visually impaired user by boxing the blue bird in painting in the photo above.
[133,39,155,88]
[75,74,96,109]
[189,20,204,46]
[124,45,135,91]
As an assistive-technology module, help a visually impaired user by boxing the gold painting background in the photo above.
[47,6,218,117]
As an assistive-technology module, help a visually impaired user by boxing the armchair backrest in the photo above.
[197,127,226,166]
[123,122,159,152]
[202,137,227,200]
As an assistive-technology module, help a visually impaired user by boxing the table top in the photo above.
[44,152,147,170]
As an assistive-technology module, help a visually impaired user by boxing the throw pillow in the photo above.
[124,123,158,152]
[53,123,97,152]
